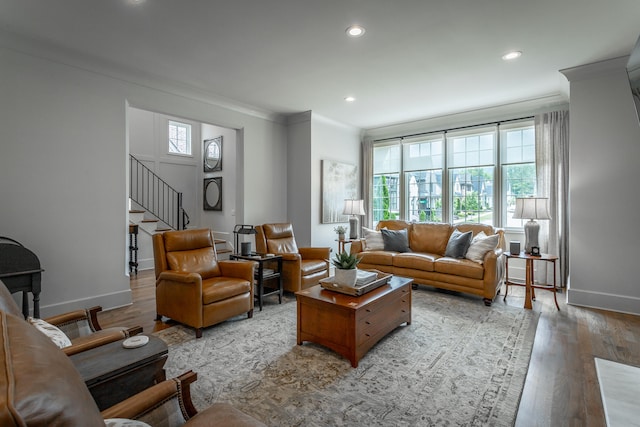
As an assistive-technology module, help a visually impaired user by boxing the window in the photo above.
[501,125,536,228]
[168,120,192,156]
[372,144,400,223]
[371,120,534,228]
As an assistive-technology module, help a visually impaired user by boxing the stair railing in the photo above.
[129,154,189,230]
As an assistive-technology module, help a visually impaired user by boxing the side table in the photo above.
[230,253,283,311]
[504,251,559,310]
[336,239,357,254]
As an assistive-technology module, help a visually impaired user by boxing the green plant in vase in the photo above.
[331,251,360,286]
[334,225,348,241]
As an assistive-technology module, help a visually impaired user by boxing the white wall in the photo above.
[286,112,312,244]
[562,57,640,315]
[0,41,287,316]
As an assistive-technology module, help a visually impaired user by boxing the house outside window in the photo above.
[168,120,192,156]
[370,120,534,229]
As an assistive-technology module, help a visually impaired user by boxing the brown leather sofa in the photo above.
[0,280,142,356]
[351,220,505,306]
[0,309,267,426]
[153,228,255,338]
[255,223,330,293]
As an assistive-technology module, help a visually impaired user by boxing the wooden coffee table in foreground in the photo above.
[296,275,412,368]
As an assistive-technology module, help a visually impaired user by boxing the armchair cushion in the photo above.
[301,259,329,276]
[167,247,221,279]
[27,316,72,349]
[202,278,252,305]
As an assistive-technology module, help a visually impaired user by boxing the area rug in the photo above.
[154,288,539,426]
[595,357,640,427]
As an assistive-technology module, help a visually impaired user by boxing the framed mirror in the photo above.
[203,177,222,211]
[203,137,222,172]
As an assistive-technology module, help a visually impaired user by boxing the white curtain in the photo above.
[535,110,570,287]
[361,137,374,229]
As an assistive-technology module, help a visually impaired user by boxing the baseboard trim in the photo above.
[39,288,133,318]
[567,288,640,316]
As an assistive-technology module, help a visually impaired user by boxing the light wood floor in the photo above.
[100,270,640,427]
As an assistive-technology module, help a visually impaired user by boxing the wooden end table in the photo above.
[70,335,168,410]
[296,276,412,368]
[504,251,559,310]
[230,253,283,311]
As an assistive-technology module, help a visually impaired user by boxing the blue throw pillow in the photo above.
[444,229,473,258]
[381,228,410,253]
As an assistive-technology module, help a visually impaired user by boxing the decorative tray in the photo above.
[320,270,391,296]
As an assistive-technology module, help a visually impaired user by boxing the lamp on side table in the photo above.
[513,197,551,254]
[343,199,366,240]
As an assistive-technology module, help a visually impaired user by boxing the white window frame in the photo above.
[168,120,192,157]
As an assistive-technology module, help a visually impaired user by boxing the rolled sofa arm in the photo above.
[101,370,198,423]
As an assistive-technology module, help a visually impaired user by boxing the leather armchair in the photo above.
[0,280,142,356]
[255,223,330,293]
[153,228,255,338]
[0,310,266,427]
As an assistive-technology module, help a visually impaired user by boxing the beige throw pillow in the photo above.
[465,232,500,264]
[28,317,72,349]
[362,227,384,251]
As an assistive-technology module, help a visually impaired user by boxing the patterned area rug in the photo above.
[154,287,538,427]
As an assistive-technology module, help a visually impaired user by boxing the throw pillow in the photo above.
[362,227,384,251]
[27,317,72,349]
[465,232,500,264]
[381,228,410,252]
[444,229,473,258]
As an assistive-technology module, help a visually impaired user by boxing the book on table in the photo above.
[356,270,378,287]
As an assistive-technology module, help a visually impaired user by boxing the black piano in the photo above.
[0,237,43,318]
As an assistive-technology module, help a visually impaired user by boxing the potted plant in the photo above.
[334,225,348,241]
[331,251,360,286]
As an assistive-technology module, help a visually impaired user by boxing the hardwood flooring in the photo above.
[99,269,640,427]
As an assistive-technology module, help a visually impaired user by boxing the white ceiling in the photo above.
[1,0,639,129]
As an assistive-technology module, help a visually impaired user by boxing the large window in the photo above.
[371,120,535,228]
[168,120,192,156]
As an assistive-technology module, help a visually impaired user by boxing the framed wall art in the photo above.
[203,136,222,172]
[321,160,358,224]
[203,177,222,211]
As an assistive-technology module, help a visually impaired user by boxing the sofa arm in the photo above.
[350,240,365,254]
[101,370,198,423]
[299,247,331,260]
[45,306,103,334]
[218,260,255,282]
[62,329,128,356]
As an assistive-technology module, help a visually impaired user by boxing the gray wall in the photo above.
[0,41,287,316]
[562,57,640,315]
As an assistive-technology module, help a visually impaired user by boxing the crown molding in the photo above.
[560,56,629,83]
[0,29,286,124]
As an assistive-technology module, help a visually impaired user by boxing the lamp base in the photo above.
[523,220,540,254]
[349,217,359,240]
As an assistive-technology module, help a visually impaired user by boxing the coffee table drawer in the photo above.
[356,293,411,346]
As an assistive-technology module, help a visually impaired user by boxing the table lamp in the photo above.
[233,224,257,256]
[513,197,551,254]
[342,199,366,240]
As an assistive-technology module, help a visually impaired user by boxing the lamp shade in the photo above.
[513,197,551,220]
[342,199,365,216]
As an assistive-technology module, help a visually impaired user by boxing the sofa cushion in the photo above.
[393,252,438,272]
[465,232,500,264]
[444,229,473,258]
[167,247,221,279]
[410,222,452,255]
[381,229,410,252]
[357,251,395,266]
[202,277,251,305]
[362,227,384,251]
[434,257,484,280]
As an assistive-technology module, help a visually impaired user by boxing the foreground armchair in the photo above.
[0,310,266,427]
[0,280,142,356]
[255,223,330,293]
[153,228,255,338]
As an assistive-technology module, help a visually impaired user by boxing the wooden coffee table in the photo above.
[70,335,168,410]
[296,275,412,367]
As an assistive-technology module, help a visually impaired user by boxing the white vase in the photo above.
[334,268,357,287]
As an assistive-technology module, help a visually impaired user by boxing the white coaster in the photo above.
[122,335,149,349]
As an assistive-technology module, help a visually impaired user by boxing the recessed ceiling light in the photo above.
[346,25,365,37]
[345,96,356,102]
[502,51,522,61]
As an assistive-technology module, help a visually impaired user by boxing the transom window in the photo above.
[168,120,192,156]
[371,120,535,229]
